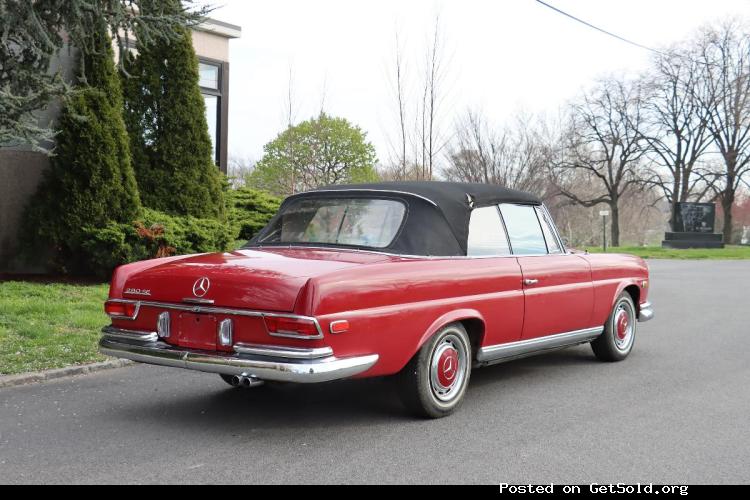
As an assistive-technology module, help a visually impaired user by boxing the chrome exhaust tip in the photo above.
[239,375,264,388]
[230,375,242,387]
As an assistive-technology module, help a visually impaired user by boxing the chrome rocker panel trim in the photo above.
[476,326,604,366]
[99,328,377,383]
[638,301,654,322]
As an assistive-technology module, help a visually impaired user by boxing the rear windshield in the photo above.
[256,198,406,249]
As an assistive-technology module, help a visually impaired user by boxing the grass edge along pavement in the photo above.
[584,245,750,260]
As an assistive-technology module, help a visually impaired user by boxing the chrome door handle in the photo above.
[523,279,539,286]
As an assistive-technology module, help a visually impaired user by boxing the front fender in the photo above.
[612,279,645,313]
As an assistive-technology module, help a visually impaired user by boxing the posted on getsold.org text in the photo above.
[498,484,690,496]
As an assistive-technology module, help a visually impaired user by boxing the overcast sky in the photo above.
[200,0,749,167]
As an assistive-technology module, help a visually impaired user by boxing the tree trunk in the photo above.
[669,194,679,232]
[722,192,734,244]
[610,201,621,247]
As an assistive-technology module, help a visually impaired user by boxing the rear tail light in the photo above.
[157,311,171,338]
[104,300,139,320]
[218,318,233,346]
[263,316,321,339]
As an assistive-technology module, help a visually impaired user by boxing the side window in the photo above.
[467,206,511,256]
[536,206,563,254]
[499,204,548,255]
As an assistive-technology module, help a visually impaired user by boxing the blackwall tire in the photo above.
[591,292,637,362]
[398,322,472,419]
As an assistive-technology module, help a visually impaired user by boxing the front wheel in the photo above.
[398,322,472,418]
[591,292,637,362]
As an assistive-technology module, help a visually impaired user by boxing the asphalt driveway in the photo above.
[1,260,748,484]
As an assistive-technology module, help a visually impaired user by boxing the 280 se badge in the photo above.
[100,181,653,418]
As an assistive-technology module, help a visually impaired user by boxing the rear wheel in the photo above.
[591,292,637,361]
[398,322,472,418]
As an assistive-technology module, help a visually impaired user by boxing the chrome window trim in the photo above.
[476,326,604,365]
[116,300,324,340]
[540,204,568,254]
[534,205,562,254]
[233,343,334,360]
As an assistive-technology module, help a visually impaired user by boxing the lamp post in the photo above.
[599,210,609,252]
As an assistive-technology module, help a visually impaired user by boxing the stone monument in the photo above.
[662,202,724,249]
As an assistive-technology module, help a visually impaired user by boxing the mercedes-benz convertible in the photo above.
[100,181,653,418]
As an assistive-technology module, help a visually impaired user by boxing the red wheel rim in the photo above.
[436,347,459,388]
[616,311,629,340]
[429,332,468,403]
[613,300,635,351]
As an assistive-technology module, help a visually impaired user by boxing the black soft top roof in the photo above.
[261,181,541,256]
[308,181,540,207]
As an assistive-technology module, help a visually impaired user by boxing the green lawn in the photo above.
[0,281,109,375]
[584,245,750,259]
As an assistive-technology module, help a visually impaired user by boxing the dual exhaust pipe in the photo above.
[229,374,264,388]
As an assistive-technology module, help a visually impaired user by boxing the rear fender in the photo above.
[416,309,486,353]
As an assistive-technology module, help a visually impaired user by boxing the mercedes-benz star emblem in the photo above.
[443,355,457,381]
[192,277,211,298]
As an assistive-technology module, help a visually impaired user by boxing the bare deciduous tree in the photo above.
[422,14,447,180]
[443,110,551,195]
[694,21,750,243]
[552,78,647,246]
[383,28,410,180]
[641,49,714,230]
[384,15,449,180]
[284,64,298,194]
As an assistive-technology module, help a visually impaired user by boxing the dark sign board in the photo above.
[675,202,716,233]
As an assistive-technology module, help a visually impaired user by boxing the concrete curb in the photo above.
[0,359,134,389]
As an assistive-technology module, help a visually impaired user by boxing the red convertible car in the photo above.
[100,182,653,418]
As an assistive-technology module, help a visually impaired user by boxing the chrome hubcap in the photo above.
[613,301,635,351]
[429,333,467,402]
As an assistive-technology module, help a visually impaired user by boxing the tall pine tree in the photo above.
[0,0,210,151]
[123,0,224,219]
[25,23,141,272]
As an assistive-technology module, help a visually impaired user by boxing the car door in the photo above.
[466,205,525,346]
[499,203,594,340]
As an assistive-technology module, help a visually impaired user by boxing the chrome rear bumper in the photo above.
[638,301,654,322]
[98,326,378,383]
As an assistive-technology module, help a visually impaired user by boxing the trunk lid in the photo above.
[119,247,392,312]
